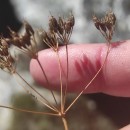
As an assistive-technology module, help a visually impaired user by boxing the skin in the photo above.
[30,40,130,130]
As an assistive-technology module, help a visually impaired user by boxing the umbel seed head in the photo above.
[93,10,116,41]
[0,38,15,73]
[39,13,75,51]
[4,21,34,50]
[49,16,59,33]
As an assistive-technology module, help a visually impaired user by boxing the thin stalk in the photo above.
[66,28,73,43]
[14,71,58,112]
[32,34,38,54]
[0,105,59,116]
[16,47,36,59]
[65,41,111,113]
[43,40,56,51]
[63,29,73,110]
[63,43,69,110]
[36,58,58,107]
[62,117,69,130]
[56,51,63,112]
[57,32,64,43]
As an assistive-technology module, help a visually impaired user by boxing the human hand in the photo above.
[30,40,130,130]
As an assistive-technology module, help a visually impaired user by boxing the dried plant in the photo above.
[0,11,116,130]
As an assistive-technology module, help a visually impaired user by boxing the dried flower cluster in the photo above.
[7,22,34,48]
[0,13,75,130]
[0,38,15,73]
[93,10,116,41]
[65,11,116,114]
[0,21,37,73]
[0,13,75,60]
[4,21,37,58]
[0,11,117,130]
[39,13,75,51]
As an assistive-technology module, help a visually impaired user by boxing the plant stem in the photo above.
[0,105,59,116]
[14,71,58,112]
[36,58,58,107]
[63,44,69,110]
[56,51,63,112]
[62,117,68,130]
[65,42,111,113]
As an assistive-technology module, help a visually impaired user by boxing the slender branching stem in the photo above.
[62,117,69,130]
[56,51,64,112]
[65,41,111,113]
[63,43,69,110]
[14,71,59,112]
[0,105,59,116]
[15,44,58,110]
[57,32,64,43]
[32,34,38,54]
[36,58,58,107]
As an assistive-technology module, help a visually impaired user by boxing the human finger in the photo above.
[120,124,130,130]
[30,40,130,97]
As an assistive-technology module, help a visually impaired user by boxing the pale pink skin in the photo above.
[30,40,130,130]
[120,124,130,130]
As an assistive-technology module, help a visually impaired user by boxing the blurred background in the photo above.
[0,0,130,130]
